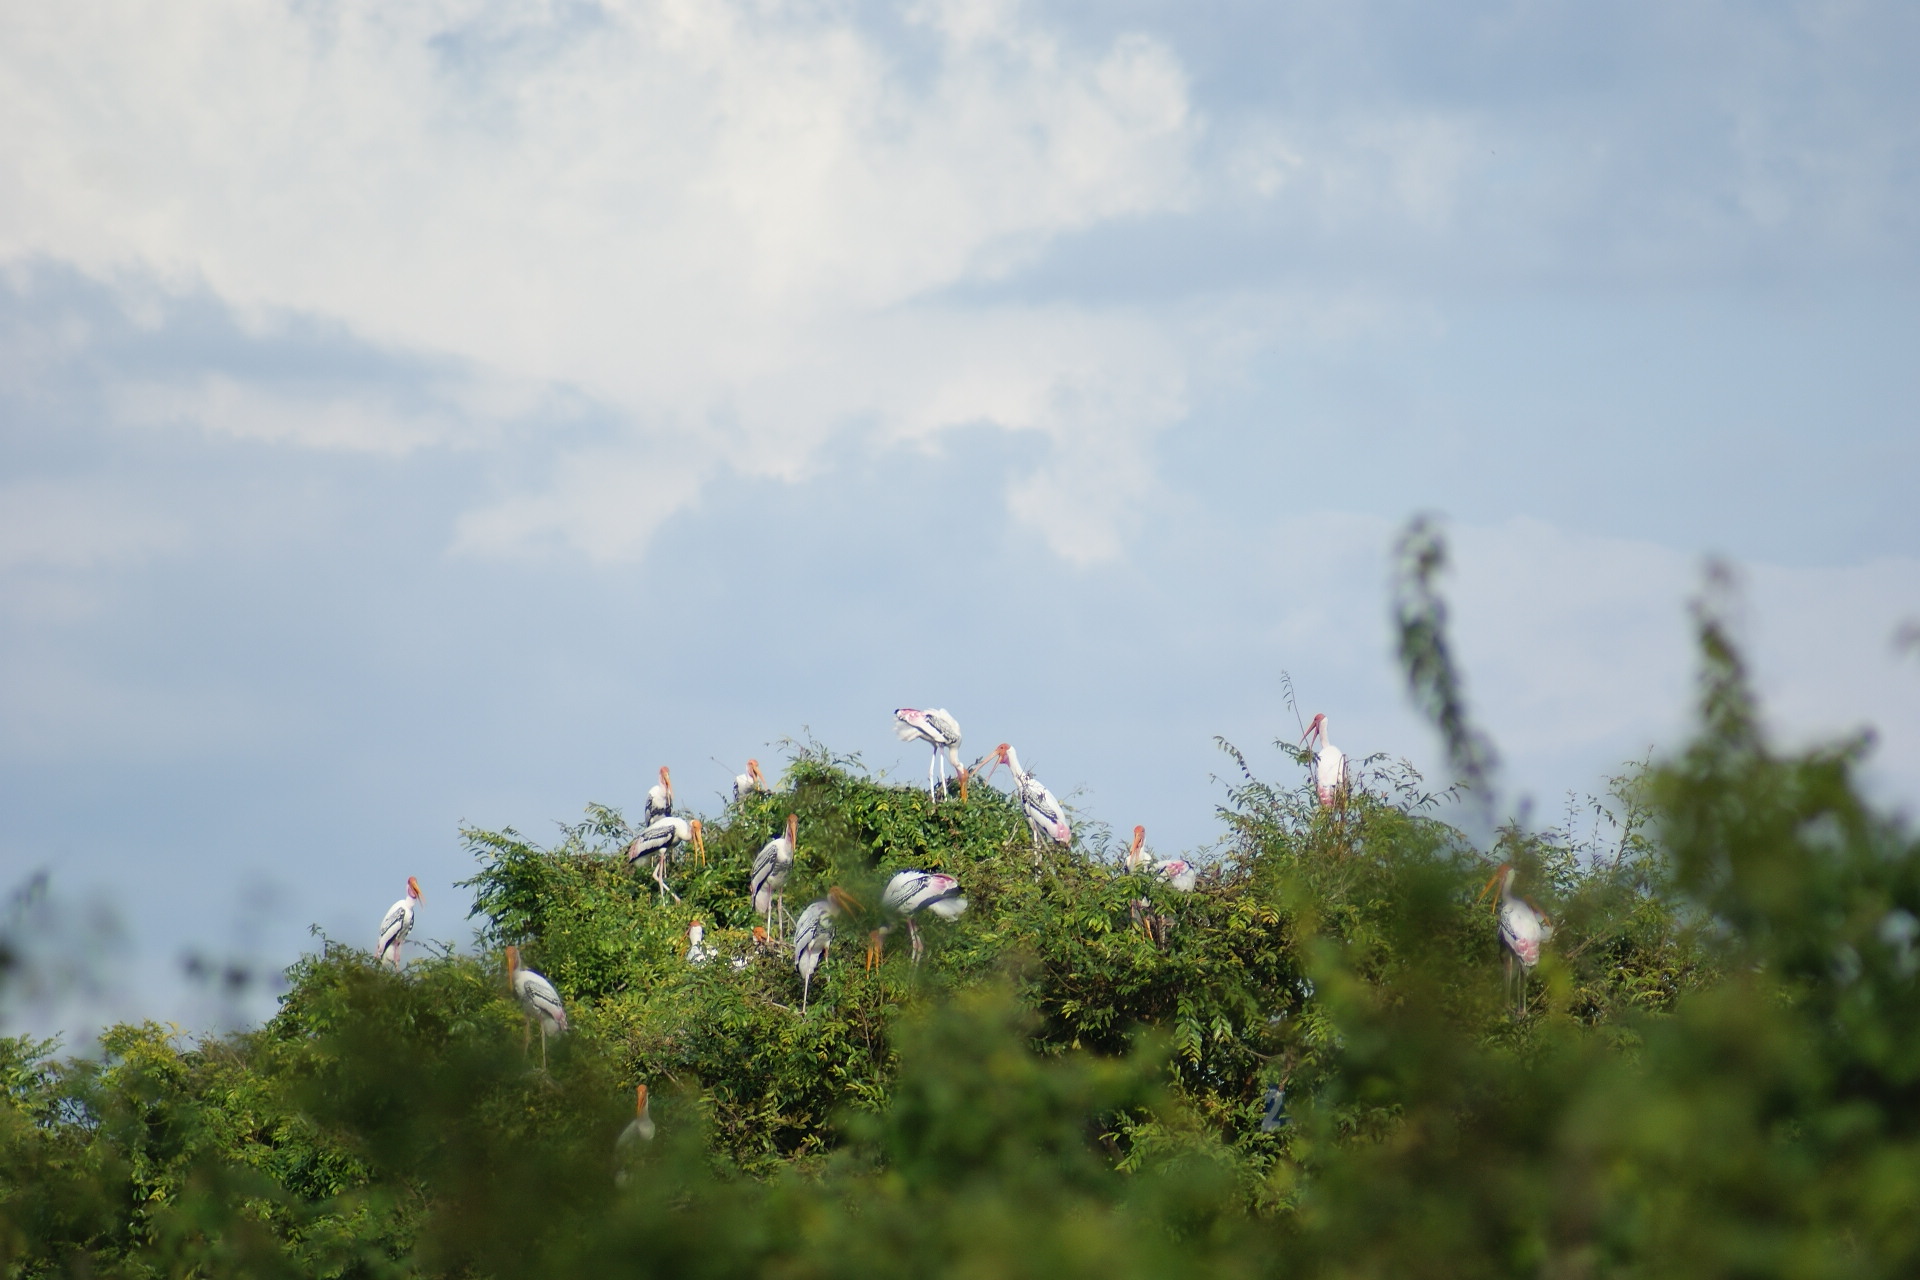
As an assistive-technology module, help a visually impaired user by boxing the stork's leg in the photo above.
[909,919,923,965]
[540,1024,549,1071]
[928,749,939,800]
[801,970,811,1014]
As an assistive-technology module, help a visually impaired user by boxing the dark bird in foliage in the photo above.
[733,758,769,801]
[867,870,968,968]
[505,944,568,1068]
[895,707,967,801]
[625,815,704,903]
[1260,1083,1289,1132]
[972,742,1070,849]
[793,886,859,1012]
[752,813,798,940]
[645,765,674,825]
[375,875,421,969]
[1301,713,1346,807]
[1477,862,1553,1017]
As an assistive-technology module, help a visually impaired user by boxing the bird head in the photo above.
[635,1083,650,1117]
[752,925,768,947]
[504,944,520,976]
[827,886,863,915]
[690,819,705,859]
[1128,826,1146,869]
[748,759,764,786]
[1300,713,1326,746]
[1475,862,1515,911]
[659,764,673,791]
[406,875,422,900]
[688,919,704,938]
[785,812,798,845]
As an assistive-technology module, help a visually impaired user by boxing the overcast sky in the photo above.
[3,0,1917,1040]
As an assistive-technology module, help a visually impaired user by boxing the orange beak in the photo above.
[407,875,422,900]
[690,819,705,865]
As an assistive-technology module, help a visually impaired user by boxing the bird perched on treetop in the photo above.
[895,708,966,801]
[644,766,674,826]
[505,944,568,1068]
[867,870,968,968]
[376,876,421,969]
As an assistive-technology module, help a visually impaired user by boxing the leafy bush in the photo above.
[3,533,1916,1277]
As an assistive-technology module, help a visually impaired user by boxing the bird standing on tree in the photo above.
[375,876,421,969]
[505,944,568,1068]
[895,708,966,801]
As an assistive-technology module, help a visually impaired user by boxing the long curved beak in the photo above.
[1474,870,1501,909]
[692,821,706,865]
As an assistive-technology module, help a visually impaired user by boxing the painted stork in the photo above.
[625,816,704,903]
[644,766,674,826]
[895,708,967,801]
[867,870,968,968]
[615,1084,655,1185]
[686,919,716,965]
[792,886,859,1013]
[375,876,421,969]
[1301,714,1345,807]
[752,814,798,940]
[1477,862,1553,1016]
[972,743,1070,849]
[505,944,568,1068]
[1125,825,1150,873]
[733,759,770,801]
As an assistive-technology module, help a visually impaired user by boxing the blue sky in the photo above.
[2,0,1917,1039]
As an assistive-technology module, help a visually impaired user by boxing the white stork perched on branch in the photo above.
[867,870,968,968]
[752,814,798,940]
[972,742,1070,849]
[733,759,770,801]
[375,876,421,969]
[505,944,568,1068]
[1476,862,1554,1017]
[1301,714,1345,807]
[792,886,860,1013]
[625,816,704,903]
[895,708,966,801]
[644,766,674,826]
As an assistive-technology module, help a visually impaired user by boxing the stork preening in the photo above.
[1477,862,1554,1017]
[752,814,798,940]
[1301,714,1346,807]
[375,876,421,969]
[792,887,859,1013]
[895,708,966,802]
[972,743,1070,850]
[733,759,770,801]
[505,944,568,1068]
[644,766,674,826]
[625,816,704,903]
[867,870,968,969]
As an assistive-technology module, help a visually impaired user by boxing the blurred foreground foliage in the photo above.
[5,574,1920,1276]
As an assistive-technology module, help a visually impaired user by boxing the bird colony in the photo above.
[375,702,1542,1146]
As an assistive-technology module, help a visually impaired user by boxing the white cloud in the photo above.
[0,479,186,572]
[0,0,1201,561]
[111,375,462,456]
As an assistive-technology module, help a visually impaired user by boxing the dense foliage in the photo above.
[4,547,1918,1277]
